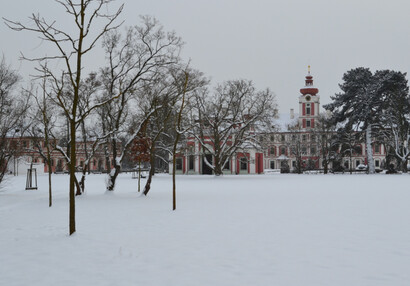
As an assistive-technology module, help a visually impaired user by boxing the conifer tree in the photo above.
[376,70,410,172]
[324,68,378,173]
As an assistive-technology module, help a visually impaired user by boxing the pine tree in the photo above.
[376,70,410,172]
[324,67,378,173]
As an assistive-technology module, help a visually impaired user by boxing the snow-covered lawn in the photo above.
[1,173,409,286]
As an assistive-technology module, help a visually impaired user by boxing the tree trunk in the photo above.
[366,124,375,174]
[78,172,85,195]
[138,161,141,192]
[104,144,111,173]
[214,163,223,176]
[77,163,88,195]
[106,165,120,191]
[171,72,189,211]
[69,119,76,235]
[45,141,52,207]
[172,152,177,210]
[402,160,408,173]
[143,165,155,196]
[74,176,81,196]
[48,164,52,207]
[143,147,156,196]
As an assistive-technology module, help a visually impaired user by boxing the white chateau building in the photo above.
[171,68,387,174]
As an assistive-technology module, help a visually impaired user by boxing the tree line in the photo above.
[0,0,277,235]
[324,67,410,174]
[1,1,409,236]
[276,68,409,175]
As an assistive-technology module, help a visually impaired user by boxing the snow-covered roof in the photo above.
[274,113,299,132]
[277,154,289,160]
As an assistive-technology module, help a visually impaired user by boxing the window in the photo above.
[291,135,296,142]
[280,146,286,155]
[189,155,194,170]
[176,158,183,170]
[302,134,307,142]
[375,160,380,168]
[310,146,316,155]
[353,145,363,155]
[240,157,248,170]
[281,135,286,142]
[306,103,311,115]
[301,145,307,154]
[292,161,296,168]
[311,135,316,142]
[269,147,275,156]
[356,160,361,167]
[270,135,274,142]
[306,120,311,128]
[270,161,275,169]
[374,143,381,154]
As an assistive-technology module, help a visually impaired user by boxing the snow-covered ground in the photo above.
[1,173,410,286]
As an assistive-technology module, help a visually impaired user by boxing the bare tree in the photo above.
[287,126,304,174]
[76,72,108,194]
[377,71,410,172]
[313,113,338,174]
[335,127,363,173]
[5,0,123,235]
[381,114,410,172]
[28,71,58,207]
[0,57,29,185]
[191,80,277,175]
[140,66,208,197]
[170,71,190,210]
[98,16,183,191]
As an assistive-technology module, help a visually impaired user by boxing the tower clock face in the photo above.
[305,95,311,101]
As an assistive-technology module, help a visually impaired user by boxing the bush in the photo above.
[386,163,397,174]
[280,162,290,173]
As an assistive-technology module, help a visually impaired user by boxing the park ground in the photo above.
[1,172,409,286]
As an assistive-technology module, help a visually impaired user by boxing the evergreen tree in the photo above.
[376,70,410,172]
[324,68,379,173]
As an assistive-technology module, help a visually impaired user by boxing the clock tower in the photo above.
[299,66,320,129]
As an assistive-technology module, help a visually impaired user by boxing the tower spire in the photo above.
[300,67,318,95]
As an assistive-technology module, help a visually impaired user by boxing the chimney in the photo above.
[290,108,294,119]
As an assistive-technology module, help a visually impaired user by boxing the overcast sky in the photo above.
[2,0,410,113]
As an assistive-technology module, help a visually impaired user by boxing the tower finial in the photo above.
[308,65,311,75]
